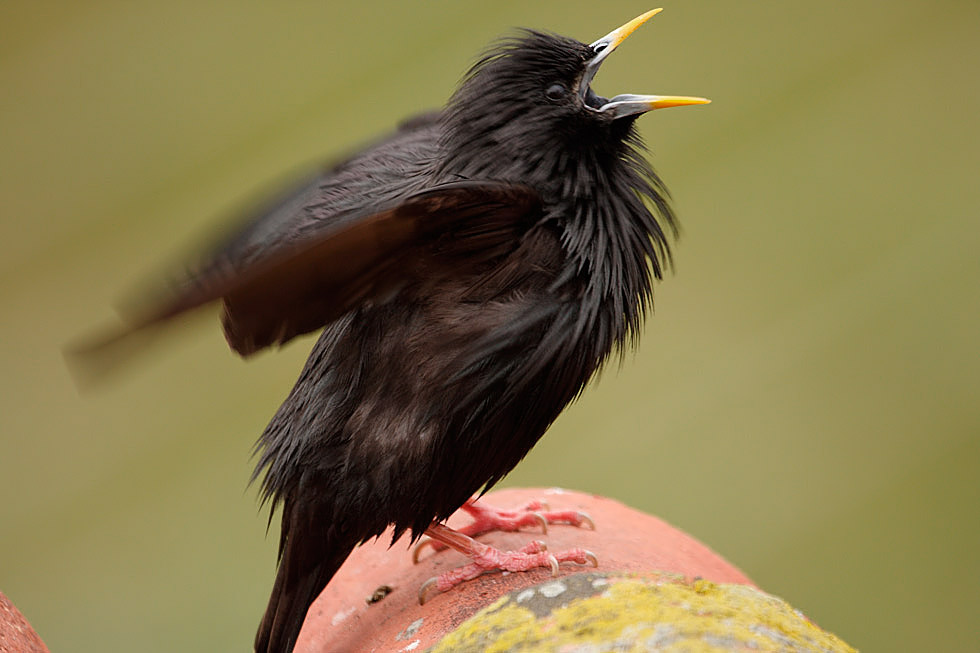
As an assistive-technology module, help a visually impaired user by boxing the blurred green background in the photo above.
[1,1,977,651]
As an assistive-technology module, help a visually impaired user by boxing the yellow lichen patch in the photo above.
[429,575,857,652]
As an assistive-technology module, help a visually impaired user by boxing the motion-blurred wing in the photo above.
[199,111,444,270]
[70,181,541,372]
[217,180,541,355]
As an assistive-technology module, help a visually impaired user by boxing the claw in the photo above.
[530,512,548,534]
[412,538,434,563]
[577,512,596,530]
[584,550,599,567]
[418,577,439,605]
[547,553,560,577]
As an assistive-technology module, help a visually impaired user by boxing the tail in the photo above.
[255,509,355,653]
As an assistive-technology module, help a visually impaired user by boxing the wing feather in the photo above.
[69,181,541,376]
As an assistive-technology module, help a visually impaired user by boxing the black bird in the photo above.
[72,8,708,652]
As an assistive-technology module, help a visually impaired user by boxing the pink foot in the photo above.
[417,523,597,603]
[413,497,594,562]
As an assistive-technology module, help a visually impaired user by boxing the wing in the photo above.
[216,180,542,355]
[69,180,542,377]
[199,111,444,270]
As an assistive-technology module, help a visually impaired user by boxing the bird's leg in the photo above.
[412,497,594,562]
[417,522,597,604]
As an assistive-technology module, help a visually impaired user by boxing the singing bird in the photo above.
[74,9,708,652]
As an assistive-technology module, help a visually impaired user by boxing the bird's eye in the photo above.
[545,83,567,101]
[593,43,607,55]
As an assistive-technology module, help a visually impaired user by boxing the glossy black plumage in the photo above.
[73,14,707,653]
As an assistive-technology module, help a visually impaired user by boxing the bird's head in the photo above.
[439,9,708,179]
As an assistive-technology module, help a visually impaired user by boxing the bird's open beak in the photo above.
[582,8,710,119]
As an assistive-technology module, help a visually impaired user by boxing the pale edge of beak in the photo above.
[582,8,711,117]
[601,93,711,119]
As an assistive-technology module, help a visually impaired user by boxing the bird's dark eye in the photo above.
[545,83,567,101]
[593,43,607,55]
